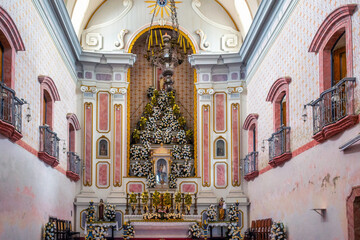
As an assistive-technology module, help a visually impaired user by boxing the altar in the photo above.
[131,221,196,238]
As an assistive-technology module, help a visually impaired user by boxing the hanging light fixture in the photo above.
[145,0,191,92]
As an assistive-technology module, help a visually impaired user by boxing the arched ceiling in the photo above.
[64,0,261,53]
[65,0,260,38]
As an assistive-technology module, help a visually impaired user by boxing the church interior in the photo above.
[0,0,360,239]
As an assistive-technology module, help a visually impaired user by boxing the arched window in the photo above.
[266,77,292,167]
[243,113,259,180]
[66,113,81,181]
[0,42,3,82]
[0,7,25,142]
[38,76,61,167]
[308,5,358,142]
[309,4,356,92]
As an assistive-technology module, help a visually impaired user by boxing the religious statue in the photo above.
[218,197,226,221]
[99,139,108,157]
[98,199,105,221]
[156,159,167,185]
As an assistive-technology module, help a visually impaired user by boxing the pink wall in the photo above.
[245,1,360,239]
[0,138,76,239]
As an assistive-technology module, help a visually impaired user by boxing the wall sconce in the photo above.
[21,100,32,122]
[261,140,266,152]
[60,139,67,153]
[302,105,307,122]
[312,208,326,218]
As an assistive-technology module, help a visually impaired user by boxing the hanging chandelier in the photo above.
[145,0,191,92]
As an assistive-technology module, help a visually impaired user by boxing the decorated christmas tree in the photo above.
[129,88,195,181]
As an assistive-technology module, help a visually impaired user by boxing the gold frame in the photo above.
[213,92,228,133]
[179,181,198,194]
[95,161,110,189]
[153,157,171,186]
[96,135,111,159]
[115,209,124,230]
[113,104,122,187]
[127,25,197,177]
[231,103,241,187]
[213,136,228,159]
[213,161,228,189]
[96,91,111,133]
[79,209,86,230]
[126,181,145,194]
[83,102,93,187]
[238,209,245,231]
[202,105,211,187]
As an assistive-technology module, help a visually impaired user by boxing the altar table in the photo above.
[132,221,197,238]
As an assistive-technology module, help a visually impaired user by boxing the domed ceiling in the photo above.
[64,0,261,53]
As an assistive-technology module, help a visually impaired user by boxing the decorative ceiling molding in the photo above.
[114,29,129,50]
[191,0,240,34]
[195,29,210,51]
[82,0,133,35]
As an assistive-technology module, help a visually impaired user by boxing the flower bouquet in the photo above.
[169,173,177,189]
[146,173,156,188]
[177,130,187,144]
[228,204,238,222]
[206,205,217,222]
[188,222,201,239]
[104,204,116,221]
[270,221,287,240]
[44,221,56,240]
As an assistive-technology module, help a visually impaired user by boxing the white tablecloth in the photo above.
[84,222,119,234]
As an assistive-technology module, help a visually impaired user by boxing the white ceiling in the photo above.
[65,0,261,39]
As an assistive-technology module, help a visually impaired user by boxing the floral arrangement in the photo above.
[146,173,156,188]
[141,191,149,212]
[206,205,217,222]
[152,106,161,120]
[152,190,161,209]
[142,160,153,176]
[164,192,172,208]
[227,222,243,240]
[86,201,96,223]
[130,145,148,161]
[228,205,238,222]
[183,160,192,177]
[143,212,162,220]
[173,104,180,115]
[174,192,182,212]
[132,161,144,177]
[169,173,177,188]
[172,145,182,160]
[185,193,192,211]
[143,212,183,220]
[129,88,195,178]
[154,129,163,144]
[132,129,140,142]
[178,116,186,127]
[188,222,201,239]
[161,112,175,129]
[270,221,287,240]
[129,192,138,208]
[124,222,135,239]
[104,204,116,221]
[163,128,173,144]
[140,117,147,129]
[146,117,156,131]
[181,145,192,160]
[169,120,180,131]
[44,221,55,240]
[93,226,107,239]
[140,130,152,145]
[177,130,187,144]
